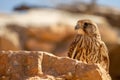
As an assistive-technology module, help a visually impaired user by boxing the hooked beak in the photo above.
[75,25,81,30]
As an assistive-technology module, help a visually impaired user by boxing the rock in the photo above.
[0,26,21,50]
[0,51,111,80]
[26,38,56,51]
[25,25,74,54]
[0,51,43,80]
[0,37,20,50]
[26,24,74,43]
[42,52,111,80]
[109,45,120,80]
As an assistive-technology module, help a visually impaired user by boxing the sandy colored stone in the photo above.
[26,38,55,51]
[0,51,43,80]
[26,26,68,43]
[0,51,111,80]
[42,52,111,80]
[0,37,20,50]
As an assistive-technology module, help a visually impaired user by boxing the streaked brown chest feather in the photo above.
[69,34,102,64]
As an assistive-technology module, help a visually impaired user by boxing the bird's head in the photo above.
[75,19,100,37]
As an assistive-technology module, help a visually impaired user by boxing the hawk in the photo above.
[68,19,109,72]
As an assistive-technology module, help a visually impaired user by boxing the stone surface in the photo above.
[0,37,20,50]
[109,45,120,80]
[0,51,111,80]
[0,51,43,80]
[0,26,21,50]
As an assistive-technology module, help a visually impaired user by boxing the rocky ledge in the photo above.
[0,51,111,80]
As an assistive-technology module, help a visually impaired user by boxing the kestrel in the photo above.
[68,19,109,72]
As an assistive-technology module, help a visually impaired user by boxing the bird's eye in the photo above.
[83,23,89,28]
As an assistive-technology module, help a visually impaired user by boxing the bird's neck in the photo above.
[77,34,101,41]
[94,34,101,40]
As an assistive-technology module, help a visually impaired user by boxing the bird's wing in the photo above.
[68,39,77,58]
[68,35,81,58]
[100,42,109,72]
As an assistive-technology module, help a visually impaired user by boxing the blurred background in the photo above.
[0,0,120,80]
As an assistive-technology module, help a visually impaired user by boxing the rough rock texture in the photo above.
[0,51,43,80]
[0,51,111,80]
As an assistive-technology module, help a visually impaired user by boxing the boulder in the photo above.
[109,45,120,80]
[0,26,21,50]
[0,51,111,80]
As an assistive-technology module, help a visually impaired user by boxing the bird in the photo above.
[68,19,109,72]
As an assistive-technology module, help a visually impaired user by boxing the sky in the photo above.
[0,0,120,13]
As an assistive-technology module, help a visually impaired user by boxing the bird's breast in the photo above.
[73,35,101,62]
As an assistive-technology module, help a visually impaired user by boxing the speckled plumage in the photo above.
[68,19,109,72]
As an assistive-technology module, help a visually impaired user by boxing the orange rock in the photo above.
[26,27,66,43]
[0,51,43,80]
[25,38,55,52]
[0,37,20,50]
[0,51,111,80]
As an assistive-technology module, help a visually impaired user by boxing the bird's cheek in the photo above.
[77,29,85,35]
